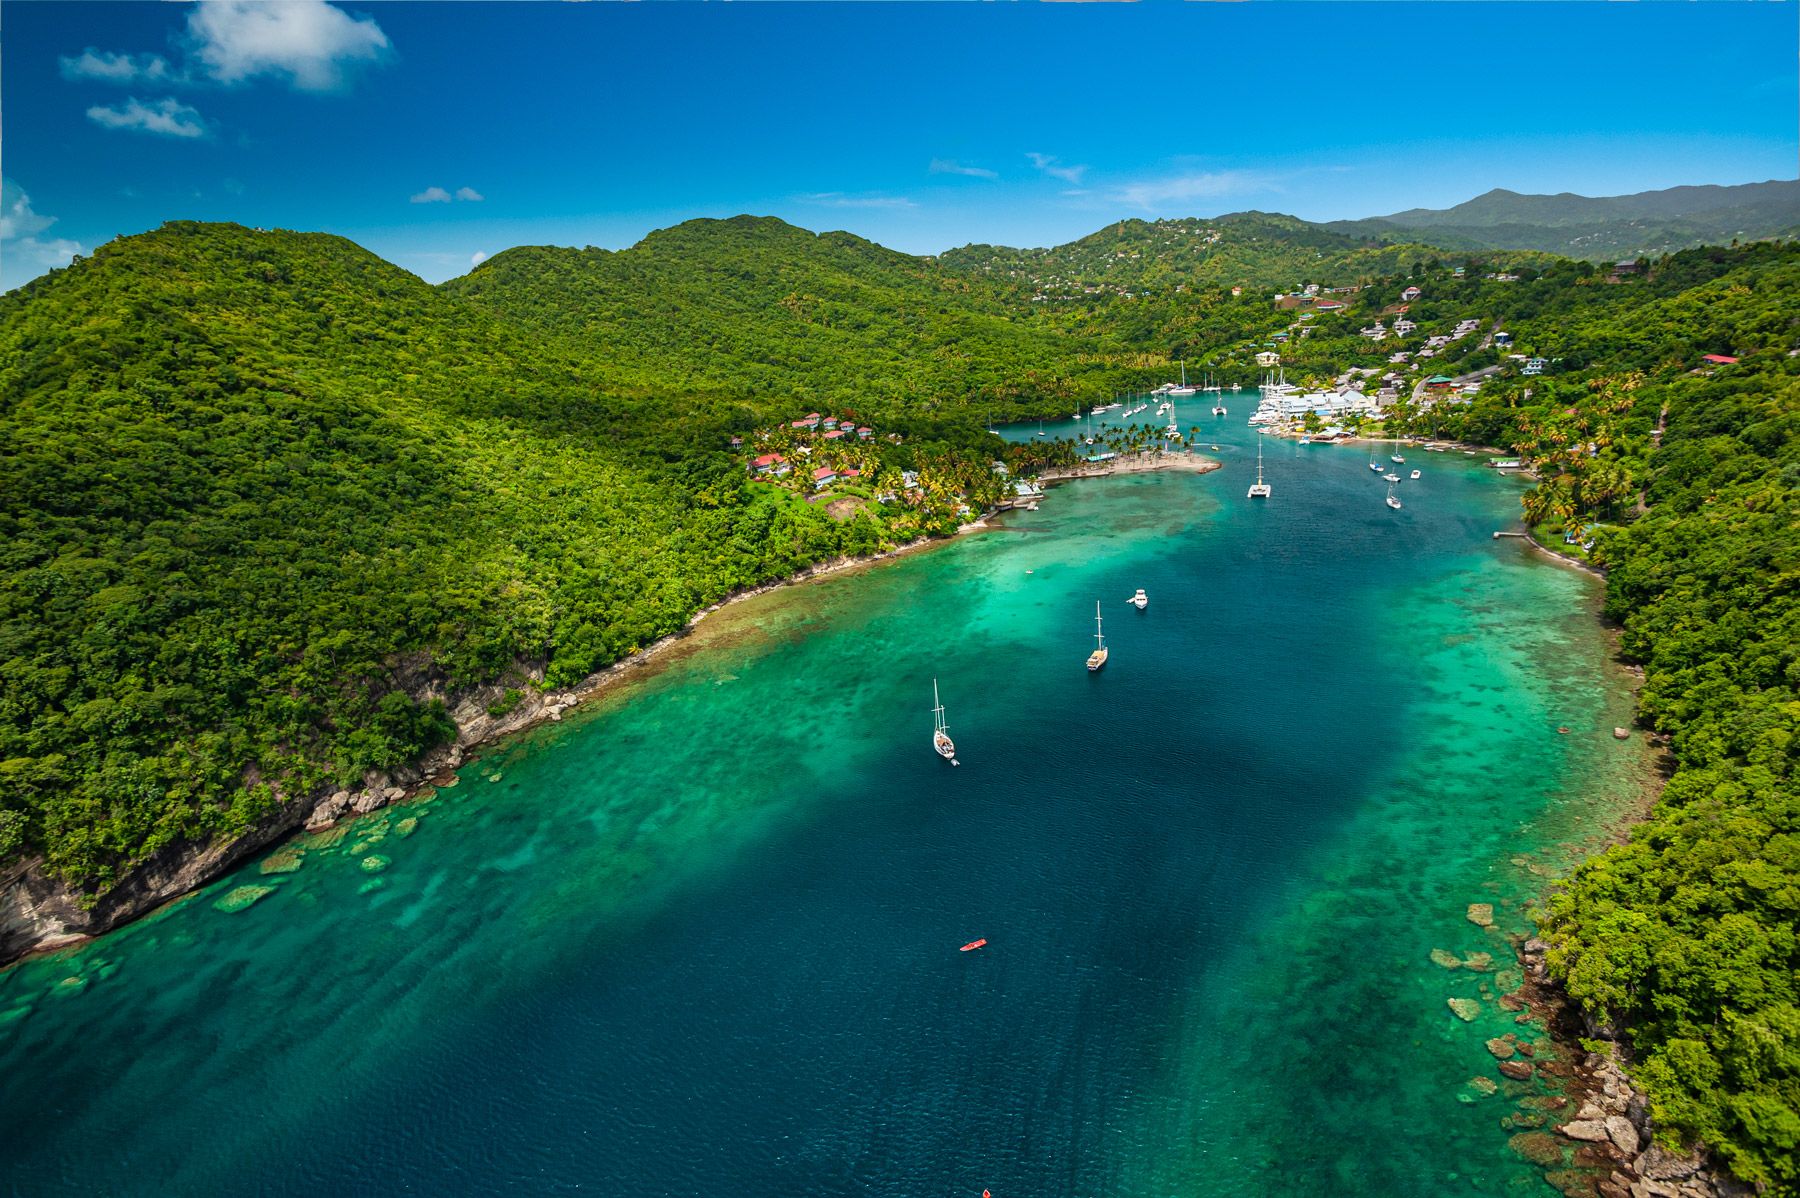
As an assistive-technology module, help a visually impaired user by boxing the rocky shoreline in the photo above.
[0,531,969,968]
[1512,936,1750,1198]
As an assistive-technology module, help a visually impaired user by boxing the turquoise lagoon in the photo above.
[0,401,1650,1195]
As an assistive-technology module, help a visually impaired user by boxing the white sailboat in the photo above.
[1248,434,1272,498]
[1212,375,1227,416]
[1129,588,1148,610]
[1391,438,1406,464]
[1385,482,1403,510]
[1086,602,1109,672]
[1169,361,1197,397]
[1369,439,1382,472]
[932,679,958,764]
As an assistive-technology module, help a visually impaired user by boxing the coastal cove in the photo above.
[0,421,1655,1196]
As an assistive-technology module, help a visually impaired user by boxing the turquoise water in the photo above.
[0,397,1648,1196]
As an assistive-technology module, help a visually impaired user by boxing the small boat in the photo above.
[932,679,958,765]
[1130,588,1148,610]
[1086,601,1108,671]
[1169,361,1197,397]
[960,938,987,952]
[1247,433,1271,498]
[1386,482,1403,510]
[1383,472,1400,483]
[1410,469,1422,480]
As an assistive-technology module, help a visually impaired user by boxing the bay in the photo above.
[0,397,1650,1195]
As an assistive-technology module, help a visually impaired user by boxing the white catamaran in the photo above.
[1086,602,1109,672]
[1248,434,1271,498]
[932,678,958,764]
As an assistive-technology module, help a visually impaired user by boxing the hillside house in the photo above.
[1401,286,1421,301]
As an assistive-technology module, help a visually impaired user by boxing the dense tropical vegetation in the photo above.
[2,208,1798,1189]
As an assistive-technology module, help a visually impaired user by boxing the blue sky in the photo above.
[4,1,1796,289]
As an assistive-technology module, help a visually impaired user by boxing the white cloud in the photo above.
[86,97,207,139]
[929,158,998,180]
[470,251,488,267]
[1,180,83,290]
[1027,152,1087,185]
[410,186,452,204]
[454,187,484,202]
[1108,170,1264,210]
[60,48,177,85]
[796,192,917,210]
[187,0,390,91]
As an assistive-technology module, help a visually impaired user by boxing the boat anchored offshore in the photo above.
[1130,588,1148,610]
[1410,469,1422,480]
[932,679,958,765]
[1086,601,1109,672]
[1247,434,1271,498]
[961,939,987,952]
[1386,482,1403,510]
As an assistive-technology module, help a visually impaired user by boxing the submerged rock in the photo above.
[213,885,276,913]
[259,847,305,875]
[302,825,348,850]
[360,855,390,874]
[1465,1076,1499,1098]
[1487,1037,1518,1060]
[1543,1168,1592,1197]
[1463,951,1495,971]
[1509,1131,1567,1167]
[1431,948,1462,969]
[1448,997,1481,1022]
[1499,1060,1534,1081]
[1494,969,1522,993]
[396,817,419,838]
[357,878,387,895]
[1466,903,1495,927]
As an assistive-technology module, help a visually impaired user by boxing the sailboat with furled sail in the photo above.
[932,679,958,764]
[1247,433,1271,498]
[1086,602,1108,672]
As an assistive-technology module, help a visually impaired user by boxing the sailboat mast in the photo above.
[1095,601,1105,649]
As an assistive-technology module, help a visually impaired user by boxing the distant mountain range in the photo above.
[1327,179,1800,261]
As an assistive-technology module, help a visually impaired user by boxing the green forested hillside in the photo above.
[0,220,1080,886]
[446,215,1119,420]
[936,211,1547,296]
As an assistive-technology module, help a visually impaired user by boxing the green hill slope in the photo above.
[936,212,1524,295]
[445,214,1109,417]
[0,220,1032,888]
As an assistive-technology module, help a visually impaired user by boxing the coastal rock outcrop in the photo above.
[1466,902,1495,927]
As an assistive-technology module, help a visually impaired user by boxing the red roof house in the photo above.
[1701,354,1739,365]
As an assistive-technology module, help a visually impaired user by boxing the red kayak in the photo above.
[960,938,987,952]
